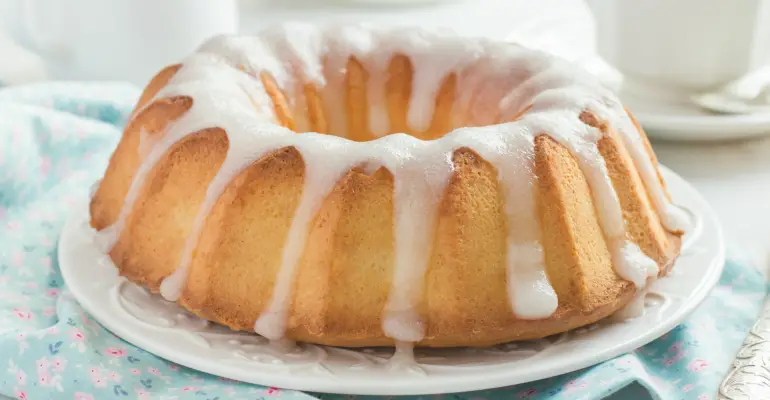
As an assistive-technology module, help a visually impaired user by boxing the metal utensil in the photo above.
[692,67,770,115]
[717,295,770,399]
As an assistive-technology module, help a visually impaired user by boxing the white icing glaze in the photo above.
[611,241,660,288]
[465,127,557,319]
[97,23,684,350]
[388,341,425,375]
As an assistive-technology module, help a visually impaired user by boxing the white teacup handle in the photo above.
[20,0,70,59]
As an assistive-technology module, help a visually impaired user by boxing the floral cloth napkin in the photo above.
[0,82,766,400]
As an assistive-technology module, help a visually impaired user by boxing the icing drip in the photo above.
[366,71,390,137]
[465,126,557,319]
[97,23,683,348]
[388,341,424,374]
[381,136,454,342]
[610,288,649,322]
[319,59,349,138]
[496,133,556,318]
[401,31,483,133]
[610,112,689,233]
[611,241,659,288]
[327,25,392,137]
[253,138,358,340]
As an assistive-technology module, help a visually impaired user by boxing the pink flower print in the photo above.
[108,371,121,383]
[669,341,684,353]
[104,347,126,357]
[88,368,100,378]
[13,388,26,400]
[683,384,695,392]
[16,370,27,385]
[13,308,33,320]
[517,388,537,398]
[135,388,149,400]
[24,282,37,289]
[698,395,710,400]
[615,357,634,367]
[7,220,20,230]
[11,251,23,267]
[265,387,280,396]
[223,388,235,394]
[38,373,52,386]
[46,325,59,335]
[51,356,67,372]
[168,364,179,371]
[40,156,51,175]
[69,328,86,341]
[130,368,141,375]
[181,386,197,392]
[40,256,52,271]
[46,288,60,297]
[148,367,161,376]
[16,332,25,341]
[664,350,687,366]
[564,379,589,392]
[688,358,709,372]
[74,392,95,400]
[35,357,50,373]
[43,306,56,316]
[92,376,107,388]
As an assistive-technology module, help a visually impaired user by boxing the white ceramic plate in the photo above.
[620,86,770,142]
[59,166,724,396]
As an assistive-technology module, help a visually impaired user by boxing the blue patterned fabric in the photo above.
[0,82,766,400]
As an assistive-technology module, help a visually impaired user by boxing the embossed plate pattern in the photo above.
[59,166,724,395]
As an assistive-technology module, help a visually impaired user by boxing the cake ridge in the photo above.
[91,23,685,352]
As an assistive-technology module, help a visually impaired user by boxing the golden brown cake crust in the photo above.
[90,37,683,348]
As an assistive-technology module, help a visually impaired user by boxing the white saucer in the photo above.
[619,84,770,142]
[59,166,724,396]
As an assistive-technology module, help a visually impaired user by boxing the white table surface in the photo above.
[653,136,770,271]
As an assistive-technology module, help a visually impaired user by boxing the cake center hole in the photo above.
[260,57,512,143]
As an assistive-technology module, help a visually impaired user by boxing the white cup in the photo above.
[589,0,770,96]
[2,0,239,85]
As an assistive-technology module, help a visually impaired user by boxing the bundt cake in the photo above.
[89,23,685,353]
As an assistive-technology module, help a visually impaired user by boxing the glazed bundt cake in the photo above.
[90,24,684,352]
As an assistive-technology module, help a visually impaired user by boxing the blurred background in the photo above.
[0,0,602,86]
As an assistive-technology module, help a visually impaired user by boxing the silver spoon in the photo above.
[692,67,770,115]
[717,286,770,399]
